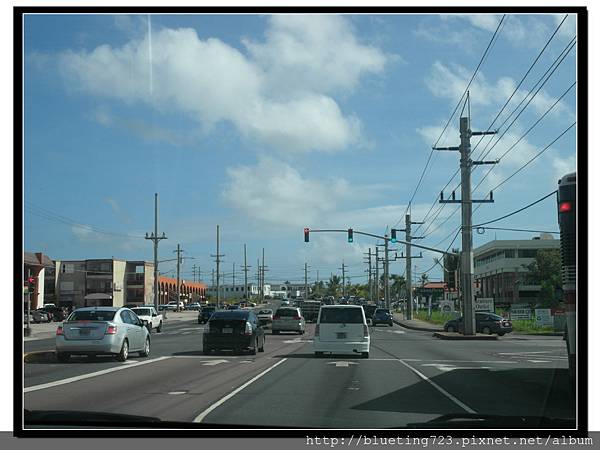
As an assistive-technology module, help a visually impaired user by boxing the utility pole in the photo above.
[316,270,320,297]
[256,259,261,301]
[394,214,424,320]
[339,262,346,298]
[304,262,310,301]
[243,244,250,300]
[232,262,236,291]
[261,248,267,302]
[174,244,183,312]
[192,264,197,283]
[211,225,225,308]
[434,101,497,335]
[364,249,373,303]
[384,236,390,309]
[145,193,167,311]
[375,247,379,303]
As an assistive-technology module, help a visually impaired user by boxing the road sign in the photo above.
[534,309,553,327]
[475,297,494,312]
[510,308,532,320]
[439,300,454,314]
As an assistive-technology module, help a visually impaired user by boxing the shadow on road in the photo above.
[352,367,575,425]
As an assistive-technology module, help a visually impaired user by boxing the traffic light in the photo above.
[391,229,397,243]
[347,228,353,243]
[27,277,35,293]
[304,228,310,242]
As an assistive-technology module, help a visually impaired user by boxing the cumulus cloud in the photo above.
[58,16,389,153]
[425,62,574,122]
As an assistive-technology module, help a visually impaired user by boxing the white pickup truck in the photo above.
[131,306,163,333]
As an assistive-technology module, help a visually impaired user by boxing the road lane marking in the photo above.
[193,358,288,423]
[202,359,228,366]
[403,359,517,364]
[527,360,553,363]
[24,356,171,393]
[421,363,491,372]
[327,361,358,367]
[397,359,477,414]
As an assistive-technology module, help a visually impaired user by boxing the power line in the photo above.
[394,14,506,228]
[472,190,557,228]
[475,226,559,234]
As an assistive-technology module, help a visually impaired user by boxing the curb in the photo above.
[392,318,443,333]
[514,332,563,337]
[433,332,498,340]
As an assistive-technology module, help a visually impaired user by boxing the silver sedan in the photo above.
[55,307,151,362]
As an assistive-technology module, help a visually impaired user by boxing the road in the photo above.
[23,302,575,428]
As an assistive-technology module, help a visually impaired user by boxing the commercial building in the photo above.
[158,276,207,304]
[473,234,560,307]
[24,252,56,309]
[207,283,266,300]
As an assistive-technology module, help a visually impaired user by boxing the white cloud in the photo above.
[58,16,389,153]
[551,153,576,181]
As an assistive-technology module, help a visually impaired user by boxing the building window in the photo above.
[518,249,537,258]
[504,250,515,258]
[62,264,74,274]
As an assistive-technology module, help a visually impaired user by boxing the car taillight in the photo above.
[363,325,369,337]
[105,325,117,335]
[315,324,319,337]
[293,315,301,320]
[244,322,253,335]
[56,326,63,336]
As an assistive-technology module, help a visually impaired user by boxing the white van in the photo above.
[313,305,370,358]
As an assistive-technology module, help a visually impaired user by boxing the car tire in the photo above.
[447,325,455,333]
[498,332,505,337]
[482,326,492,335]
[315,352,324,358]
[273,330,279,335]
[116,339,129,362]
[203,348,211,355]
[249,339,258,355]
[389,323,393,327]
[56,352,70,363]
[362,352,369,359]
[157,322,162,333]
[139,338,150,357]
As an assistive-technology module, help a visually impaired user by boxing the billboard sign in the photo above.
[475,297,494,312]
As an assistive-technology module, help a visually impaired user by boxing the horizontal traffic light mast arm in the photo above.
[306,229,453,255]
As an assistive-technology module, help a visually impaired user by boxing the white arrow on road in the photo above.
[327,361,359,367]
[526,360,552,363]
[422,363,491,372]
[202,359,228,366]
[283,338,313,344]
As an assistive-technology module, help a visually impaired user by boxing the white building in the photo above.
[207,283,270,300]
[473,234,560,306]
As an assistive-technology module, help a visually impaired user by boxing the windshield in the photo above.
[22,10,578,432]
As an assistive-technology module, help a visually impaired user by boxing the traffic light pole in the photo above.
[25,268,31,336]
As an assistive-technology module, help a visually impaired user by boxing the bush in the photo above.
[414,310,456,325]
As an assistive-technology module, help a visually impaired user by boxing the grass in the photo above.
[413,311,557,334]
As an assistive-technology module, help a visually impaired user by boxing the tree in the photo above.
[523,249,561,308]
[326,275,341,298]
[420,273,429,286]
[390,274,406,299]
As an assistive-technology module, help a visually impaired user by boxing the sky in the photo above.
[23,12,578,286]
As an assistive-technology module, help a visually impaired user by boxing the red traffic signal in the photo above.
[559,201,572,213]
[304,228,310,242]
[27,277,35,293]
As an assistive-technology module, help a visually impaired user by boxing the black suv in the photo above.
[203,310,265,355]
[444,312,513,336]
[372,308,393,327]
[198,306,216,324]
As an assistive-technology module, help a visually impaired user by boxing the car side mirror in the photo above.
[140,319,148,327]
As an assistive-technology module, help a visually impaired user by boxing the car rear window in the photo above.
[276,308,298,317]
[209,319,246,333]
[376,309,390,314]
[131,308,151,316]
[319,308,364,324]
[67,310,116,322]
[258,310,272,315]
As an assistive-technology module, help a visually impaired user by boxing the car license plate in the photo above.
[222,328,233,334]
[336,332,347,339]
[80,329,90,336]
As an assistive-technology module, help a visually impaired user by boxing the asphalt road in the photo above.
[23,302,575,428]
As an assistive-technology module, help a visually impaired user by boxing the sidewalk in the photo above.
[391,313,443,332]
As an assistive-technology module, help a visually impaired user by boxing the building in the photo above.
[473,235,560,307]
[158,276,207,304]
[24,252,56,309]
[207,283,266,300]
[54,258,158,308]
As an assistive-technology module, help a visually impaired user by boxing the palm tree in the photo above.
[390,274,406,299]
[327,275,341,298]
[420,273,429,287]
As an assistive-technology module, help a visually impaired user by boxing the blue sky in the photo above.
[23,13,578,285]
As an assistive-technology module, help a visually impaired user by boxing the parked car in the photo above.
[314,305,370,358]
[164,301,184,310]
[198,306,216,324]
[256,309,273,326]
[203,310,265,355]
[130,306,163,333]
[42,304,68,322]
[272,307,305,335]
[444,312,513,336]
[24,310,51,324]
[372,308,393,327]
[55,307,151,363]
[186,302,202,311]
[227,304,240,310]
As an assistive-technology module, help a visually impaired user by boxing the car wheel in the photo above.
[389,323,393,327]
[116,339,129,362]
[482,326,492,335]
[273,330,279,335]
[203,348,211,355]
[447,325,455,333]
[139,337,150,357]
[249,339,258,355]
[315,352,324,358]
[498,332,505,337]
[157,321,162,333]
[362,352,369,359]
[56,352,70,363]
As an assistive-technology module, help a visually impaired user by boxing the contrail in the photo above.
[147,14,153,96]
